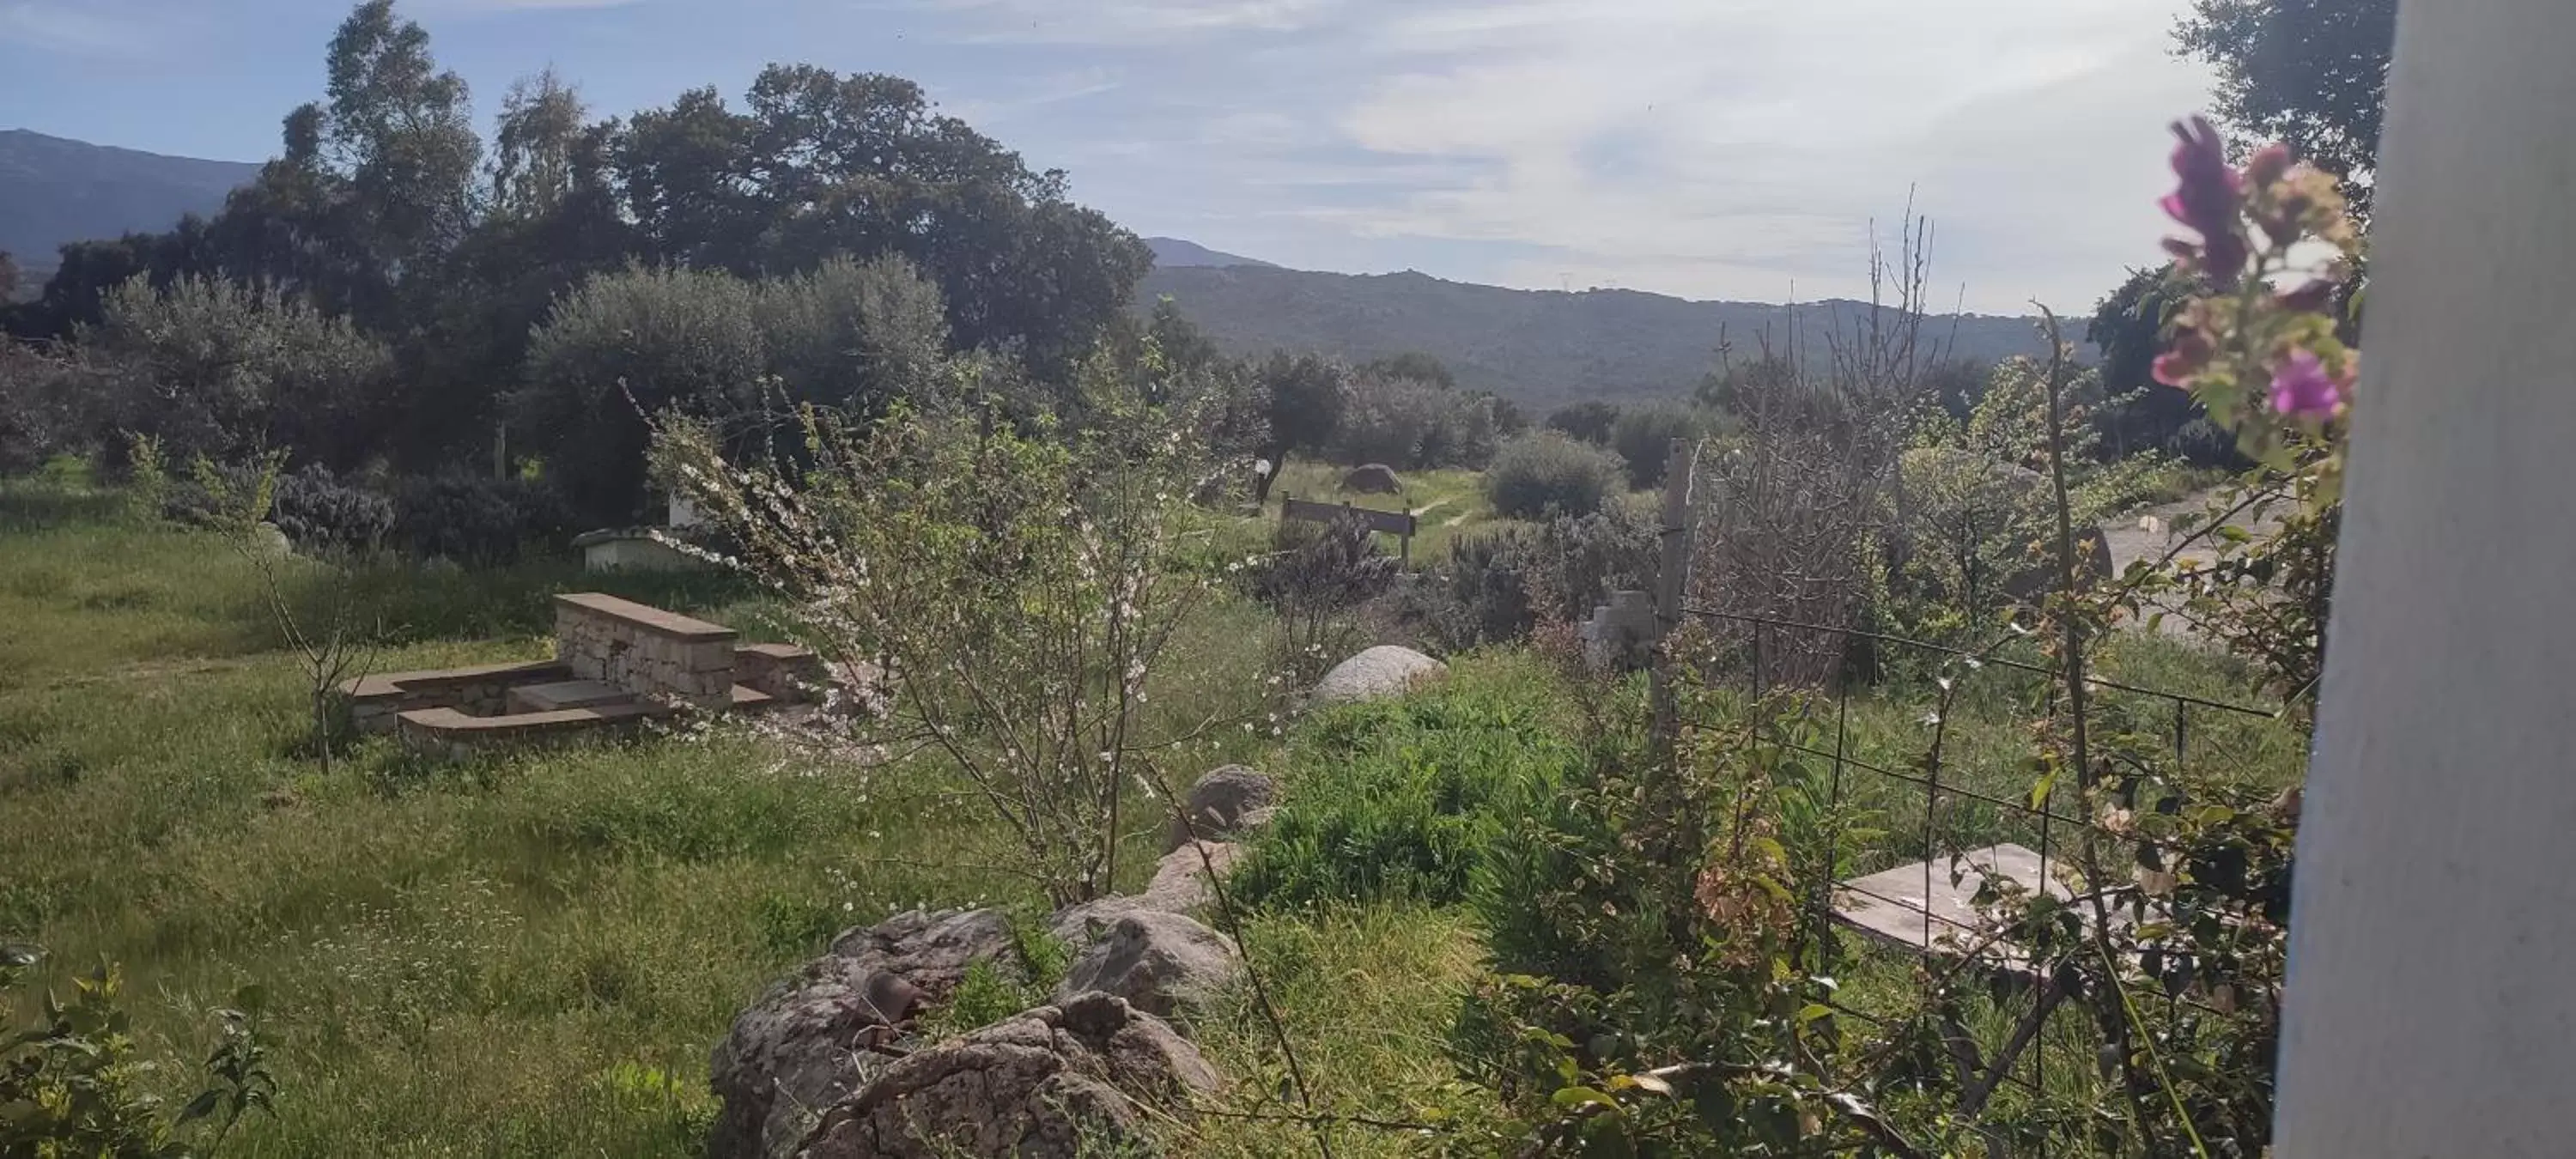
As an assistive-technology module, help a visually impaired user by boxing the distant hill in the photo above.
[1144,237,1277,270]
[1137,264,2055,408]
[0,130,260,288]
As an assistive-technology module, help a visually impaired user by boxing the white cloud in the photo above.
[1323,0,2215,308]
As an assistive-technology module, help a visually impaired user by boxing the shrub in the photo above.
[1325,373,1500,470]
[1608,402,1706,488]
[1234,660,1577,907]
[2,947,279,1156]
[517,266,768,525]
[1419,501,1656,650]
[1484,432,1623,519]
[77,276,393,470]
[270,464,396,555]
[1544,400,1620,445]
[392,472,575,564]
[1246,514,1400,681]
[0,342,89,473]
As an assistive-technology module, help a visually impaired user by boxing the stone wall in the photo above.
[554,592,738,709]
[343,660,570,735]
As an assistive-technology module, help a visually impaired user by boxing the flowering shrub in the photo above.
[653,343,1242,904]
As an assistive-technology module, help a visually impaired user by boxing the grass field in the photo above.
[0,468,2303,1156]
[0,470,1511,1156]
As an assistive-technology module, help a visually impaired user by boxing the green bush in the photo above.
[1234,659,1577,907]
[1483,431,1624,519]
[516,266,768,525]
[1607,402,1706,488]
[1324,373,1501,470]
[391,471,574,564]
[79,276,394,471]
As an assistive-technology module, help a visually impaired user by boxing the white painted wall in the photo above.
[2274,2,2576,1153]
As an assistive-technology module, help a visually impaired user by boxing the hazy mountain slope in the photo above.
[1138,264,2052,407]
[1144,236,1277,269]
[0,130,260,284]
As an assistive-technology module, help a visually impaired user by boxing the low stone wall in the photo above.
[554,592,738,708]
[343,660,571,735]
[732,642,827,701]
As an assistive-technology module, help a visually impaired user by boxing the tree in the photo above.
[489,69,586,221]
[611,65,1151,368]
[1544,400,1620,445]
[191,453,379,779]
[652,349,1238,904]
[320,0,482,289]
[756,254,951,416]
[1361,351,1455,389]
[516,266,768,524]
[2177,0,2397,212]
[79,275,395,469]
[1608,403,1706,489]
[1252,350,1346,456]
[0,252,16,302]
[2087,264,2219,459]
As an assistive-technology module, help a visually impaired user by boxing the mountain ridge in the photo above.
[1136,264,2051,408]
[0,130,261,285]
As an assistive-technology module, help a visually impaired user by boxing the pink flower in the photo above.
[2153,326,2214,389]
[2163,117,2250,288]
[2268,350,2343,419]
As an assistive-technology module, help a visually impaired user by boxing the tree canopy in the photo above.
[2176,0,2397,212]
[3,0,1153,486]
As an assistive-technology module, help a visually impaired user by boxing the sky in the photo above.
[0,0,2216,313]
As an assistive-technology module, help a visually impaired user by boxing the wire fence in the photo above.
[1674,604,2281,1152]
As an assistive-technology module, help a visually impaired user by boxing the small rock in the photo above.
[793,993,1219,1159]
[1308,645,1448,707]
[1164,765,1277,850]
[1054,912,1241,1019]
[1341,463,1402,494]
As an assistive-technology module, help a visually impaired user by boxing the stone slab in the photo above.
[504,679,639,713]
[553,592,737,641]
[1833,843,2074,965]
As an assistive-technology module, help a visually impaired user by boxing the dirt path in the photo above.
[2099,488,2287,574]
[2098,487,2289,636]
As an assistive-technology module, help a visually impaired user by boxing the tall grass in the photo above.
[0,474,1274,1155]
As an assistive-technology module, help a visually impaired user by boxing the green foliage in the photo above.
[2177,0,2396,212]
[1542,400,1619,445]
[1324,372,1502,470]
[1252,351,1348,460]
[77,276,395,470]
[518,264,767,524]
[1484,432,1624,520]
[655,340,1237,903]
[388,471,573,564]
[1607,402,1704,488]
[1359,351,1455,390]
[1234,659,1577,908]
[0,950,280,1158]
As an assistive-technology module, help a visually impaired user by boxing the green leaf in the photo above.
[177,1089,223,1123]
[1552,1085,1619,1111]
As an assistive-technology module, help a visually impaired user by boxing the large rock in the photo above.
[1054,912,1241,1019]
[1341,463,1402,494]
[1050,842,1251,947]
[711,909,1022,1159]
[1164,765,1277,850]
[1308,645,1448,707]
[793,992,1221,1159]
